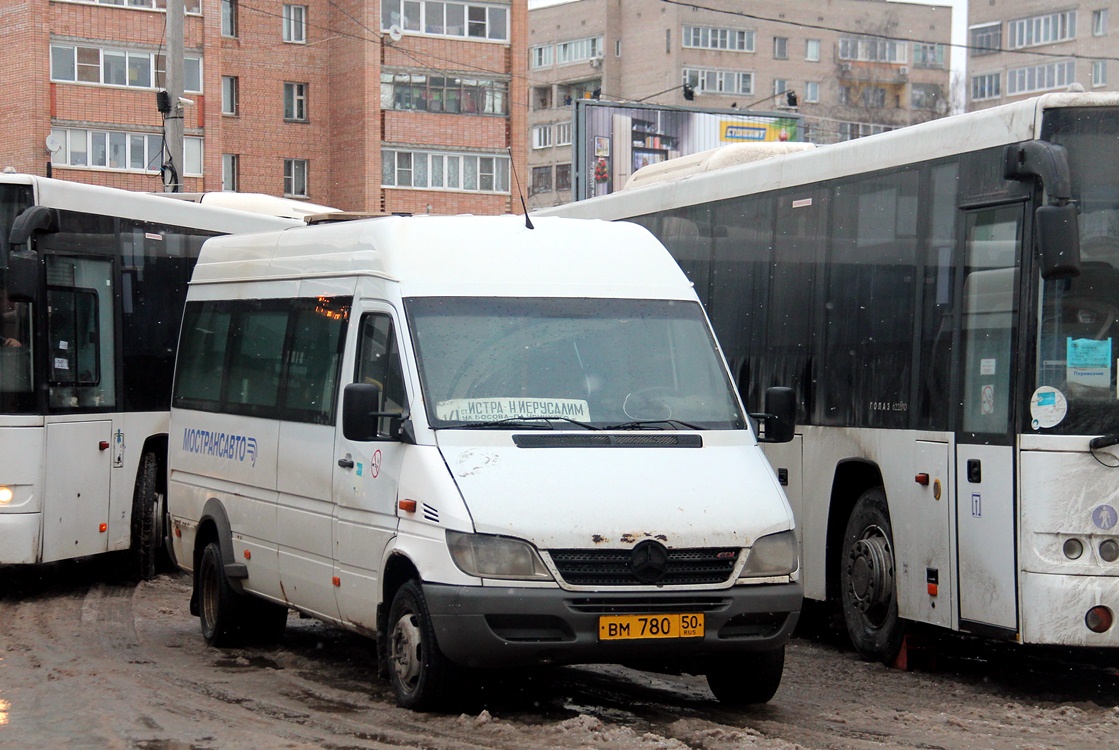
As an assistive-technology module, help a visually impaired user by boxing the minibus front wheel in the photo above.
[386,580,459,710]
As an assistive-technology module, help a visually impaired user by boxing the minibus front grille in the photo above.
[566,597,732,614]
[548,547,738,586]
[513,434,702,448]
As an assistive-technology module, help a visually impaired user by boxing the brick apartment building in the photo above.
[967,1,1117,111]
[0,0,526,214]
[526,0,952,210]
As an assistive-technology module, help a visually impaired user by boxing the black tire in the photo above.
[198,541,249,647]
[840,487,905,664]
[385,580,457,710]
[705,647,785,705]
[128,452,164,582]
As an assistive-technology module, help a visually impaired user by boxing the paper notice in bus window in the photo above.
[980,358,996,376]
[1030,386,1067,429]
[1067,338,1112,389]
[436,398,591,423]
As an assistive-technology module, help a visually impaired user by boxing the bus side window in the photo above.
[355,313,407,435]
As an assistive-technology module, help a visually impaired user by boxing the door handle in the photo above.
[338,456,355,469]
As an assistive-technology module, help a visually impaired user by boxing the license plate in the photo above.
[598,613,704,641]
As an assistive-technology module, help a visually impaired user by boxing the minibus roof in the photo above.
[190,215,695,299]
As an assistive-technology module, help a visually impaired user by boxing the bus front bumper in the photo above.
[0,513,41,564]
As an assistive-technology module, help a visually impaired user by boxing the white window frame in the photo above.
[56,0,201,10]
[556,37,602,65]
[555,122,572,147]
[50,126,203,176]
[284,158,309,197]
[804,81,819,103]
[971,71,1001,101]
[805,39,820,61]
[773,36,788,60]
[221,0,237,37]
[222,153,239,191]
[683,67,754,96]
[284,82,308,121]
[913,43,945,69]
[1091,60,1108,86]
[532,125,553,150]
[282,4,307,44]
[970,23,1002,56]
[1006,60,1075,95]
[381,148,510,193]
[530,45,554,69]
[381,0,509,42]
[1008,11,1076,49]
[51,44,202,93]
[221,75,238,115]
[1093,9,1109,36]
[838,37,907,63]
[682,26,754,52]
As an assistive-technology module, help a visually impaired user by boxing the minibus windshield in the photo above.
[407,296,745,430]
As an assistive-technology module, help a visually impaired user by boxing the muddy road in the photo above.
[2,563,1118,750]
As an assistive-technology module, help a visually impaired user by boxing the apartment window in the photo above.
[556,37,602,64]
[555,122,572,146]
[381,1,509,42]
[683,68,754,96]
[804,81,819,103]
[861,86,886,108]
[555,163,571,192]
[773,37,788,60]
[773,79,789,95]
[837,121,894,142]
[221,0,237,37]
[221,76,238,115]
[532,125,553,150]
[970,23,1002,56]
[971,72,1001,100]
[531,165,552,195]
[805,39,820,61]
[682,27,754,52]
[913,43,945,68]
[530,45,554,69]
[381,149,510,193]
[1092,60,1108,86]
[1094,9,1109,36]
[52,45,201,92]
[50,127,203,175]
[282,4,307,43]
[1007,61,1075,95]
[911,83,943,110]
[839,37,907,63]
[1009,11,1076,49]
[380,73,508,115]
[222,154,239,191]
[284,82,308,121]
[58,0,201,9]
[284,158,308,197]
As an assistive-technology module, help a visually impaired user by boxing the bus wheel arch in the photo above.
[840,486,905,664]
[825,460,884,601]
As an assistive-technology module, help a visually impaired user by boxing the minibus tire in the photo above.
[705,646,784,705]
[386,580,456,710]
[840,487,905,664]
[198,541,248,647]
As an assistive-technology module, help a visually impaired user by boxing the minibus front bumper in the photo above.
[422,581,802,669]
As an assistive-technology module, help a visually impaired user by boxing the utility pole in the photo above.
[162,0,185,192]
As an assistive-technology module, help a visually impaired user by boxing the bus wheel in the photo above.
[705,646,785,705]
[386,580,456,710]
[841,487,905,664]
[129,452,164,582]
[198,541,247,647]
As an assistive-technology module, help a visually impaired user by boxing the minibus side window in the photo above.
[356,313,407,436]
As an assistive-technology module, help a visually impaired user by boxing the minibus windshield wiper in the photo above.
[441,416,600,430]
[603,419,705,431]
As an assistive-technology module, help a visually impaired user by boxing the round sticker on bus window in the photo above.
[1030,386,1067,430]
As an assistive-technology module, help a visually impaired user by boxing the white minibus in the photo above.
[167,214,801,709]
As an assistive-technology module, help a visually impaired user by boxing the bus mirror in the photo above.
[754,386,796,444]
[9,206,58,246]
[1036,203,1081,280]
[343,383,384,442]
[5,252,38,304]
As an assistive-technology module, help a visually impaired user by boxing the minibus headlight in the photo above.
[739,530,799,578]
[446,531,553,580]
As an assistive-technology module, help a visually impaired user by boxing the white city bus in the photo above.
[540,92,1119,659]
[0,175,301,578]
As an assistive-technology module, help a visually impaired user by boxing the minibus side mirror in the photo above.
[1036,202,1081,280]
[4,252,39,303]
[342,382,412,443]
[752,386,796,444]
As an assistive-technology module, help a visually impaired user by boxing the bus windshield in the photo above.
[407,297,745,430]
[1,184,34,413]
[1036,108,1119,435]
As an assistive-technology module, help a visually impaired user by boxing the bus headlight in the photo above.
[446,531,553,580]
[0,487,13,505]
[740,530,799,578]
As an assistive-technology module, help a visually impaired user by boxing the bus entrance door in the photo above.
[954,205,1023,636]
[41,420,113,561]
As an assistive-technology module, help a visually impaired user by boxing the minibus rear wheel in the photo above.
[705,645,784,705]
[386,580,457,710]
[198,541,248,647]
